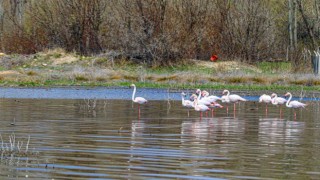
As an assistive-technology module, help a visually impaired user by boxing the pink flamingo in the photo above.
[271,93,287,115]
[201,90,221,103]
[130,84,147,116]
[208,102,223,117]
[193,97,210,119]
[259,94,272,113]
[195,89,212,106]
[222,89,247,113]
[181,92,194,117]
[284,92,307,118]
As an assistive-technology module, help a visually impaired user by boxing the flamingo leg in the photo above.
[200,112,203,120]
[138,104,141,119]
[265,103,268,113]
[211,109,214,117]
[187,110,190,117]
[226,105,229,114]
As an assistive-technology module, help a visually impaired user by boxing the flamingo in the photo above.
[189,94,198,101]
[130,84,147,116]
[208,102,223,117]
[271,93,287,115]
[284,92,307,118]
[181,92,194,117]
[193,98,210,119]
[201,90,221,103]
[195,89,212,106]
[271,93,287,105]
[222,89,247,113]
[259,94,272,113]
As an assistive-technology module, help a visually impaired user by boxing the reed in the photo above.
[0,133,38,161]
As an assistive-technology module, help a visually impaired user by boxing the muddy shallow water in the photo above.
[0,88,319,179]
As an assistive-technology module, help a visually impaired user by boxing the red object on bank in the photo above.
[210,54,218,62]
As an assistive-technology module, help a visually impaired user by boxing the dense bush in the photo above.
[0,0,319,67]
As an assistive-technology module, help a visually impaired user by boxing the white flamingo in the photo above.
[181,92,194,117]
[193,98,210,119]
[130,84,147,116]
[222,89,247,112]
[284,92,307,118]
[195,89,212,106]
[201,90,221,103]
[271,93,287,116]
[271,93,287,105]
[259,94,272,112]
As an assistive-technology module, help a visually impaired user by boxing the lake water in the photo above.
[0,88,319,179]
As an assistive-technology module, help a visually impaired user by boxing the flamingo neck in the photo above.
[225,90,230,97]
[194,99,199,110]
[132,86,136,102]
[271,94,277,105]
[197,90,202,101]
[286,94,292,107]
[181,94,185,105]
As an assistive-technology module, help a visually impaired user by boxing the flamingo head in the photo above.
[222,89,228,95]
[284,92,291,97]
[271,93,277,98]
[189,94,197,101]
[181,92,186,96]
[195,89,201,95]
[130,84,136,88]
[193,98,198,105]
[211,102,223,108]
[201,90,209,97]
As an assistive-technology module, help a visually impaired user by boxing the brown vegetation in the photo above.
[0,0,319,69]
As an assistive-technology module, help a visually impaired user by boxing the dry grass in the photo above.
[109,74,123,80]
[95,76,107,82]
[194,60,262,73]
[75,75,89,81]
[249,76,269,84]
[52,55,78,65]
[0,51,319,89]
[226,76,249,83]
[310,79,320,86]
[26,70,38,76]
[123,74,138,81]
[155,74,178,82]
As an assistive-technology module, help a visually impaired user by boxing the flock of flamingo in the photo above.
[130,84,307,118]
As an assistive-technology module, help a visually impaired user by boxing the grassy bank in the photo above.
[0,49,319,92]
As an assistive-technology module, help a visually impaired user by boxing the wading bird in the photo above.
[181,92,194,117]
[284,92,307,118]
[259,94,272,113]
[222,89,247,113]
[201,90,221,103]
[193,97,210,119]
[130,84,147,117]
[271,93,287,115]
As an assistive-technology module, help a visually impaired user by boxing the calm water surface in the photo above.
[0,88,320,179]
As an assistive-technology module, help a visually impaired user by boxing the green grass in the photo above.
[146,64,214,75]
[256,61,291,73]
